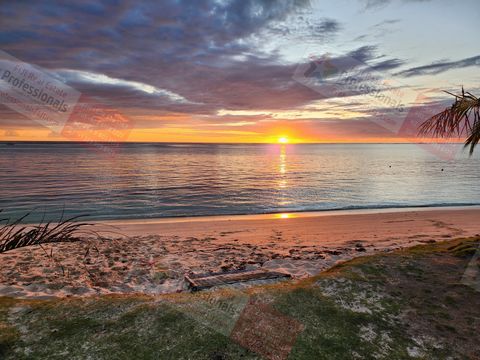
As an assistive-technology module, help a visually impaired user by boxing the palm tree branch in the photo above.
[419,88,480,153]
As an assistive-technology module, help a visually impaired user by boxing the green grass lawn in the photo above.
[1,237,479,359]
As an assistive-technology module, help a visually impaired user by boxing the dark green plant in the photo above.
[419,88,480,154]
[0,210,94,254]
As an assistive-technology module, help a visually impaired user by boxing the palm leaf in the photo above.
[419,87,480,154]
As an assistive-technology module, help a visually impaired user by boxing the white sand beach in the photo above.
[1,207,479,299]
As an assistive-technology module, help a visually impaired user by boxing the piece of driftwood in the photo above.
[185,268,291,291]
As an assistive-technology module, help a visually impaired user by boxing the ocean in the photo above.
[1,142,479,223]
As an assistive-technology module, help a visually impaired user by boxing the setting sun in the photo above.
[278,137,289,144]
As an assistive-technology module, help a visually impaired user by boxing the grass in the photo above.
[0,237,479,359]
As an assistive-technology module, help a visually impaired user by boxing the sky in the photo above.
[0,0,479,143]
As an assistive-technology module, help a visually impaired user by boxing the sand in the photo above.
[1,207,479,299]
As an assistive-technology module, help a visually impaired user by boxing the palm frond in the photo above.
[465,119,480,155]
[419,87,480,154]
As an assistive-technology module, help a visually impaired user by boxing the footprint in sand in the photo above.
[271,230,283,240]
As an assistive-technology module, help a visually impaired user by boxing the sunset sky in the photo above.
[0,0,479,143]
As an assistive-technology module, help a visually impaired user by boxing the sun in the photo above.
[278,137,289,144]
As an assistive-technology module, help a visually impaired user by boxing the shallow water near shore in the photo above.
[2,142,480,223]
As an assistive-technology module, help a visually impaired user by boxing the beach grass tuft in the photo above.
[0,210,95,254]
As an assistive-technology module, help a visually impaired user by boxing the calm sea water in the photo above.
[1,142,480,223]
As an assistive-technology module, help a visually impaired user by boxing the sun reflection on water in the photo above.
[277,144,290,207]
[279,145,287,175]
[274,213,297,219]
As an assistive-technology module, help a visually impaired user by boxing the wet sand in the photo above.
[1,207,479,299]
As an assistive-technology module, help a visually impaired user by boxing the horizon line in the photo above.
[0,140,466,145]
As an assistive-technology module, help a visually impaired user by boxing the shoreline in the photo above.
[97,204,480,226]
[1,207,479,299]
[11,204,480,227]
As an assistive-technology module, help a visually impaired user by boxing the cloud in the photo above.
[0,0,452,143]
[321,45,404,73]
[0,0,312,66]
[47,130,61,138]
[363,0,431,10]
[0,0,316,116]
[348,46,378,62]
[313,19,341,34]
[371,58,405,71]
[364,0,390,10]
[373,19,401,27]
[396,55,480,77]
[263,15,341,43]
[56,69,194,104]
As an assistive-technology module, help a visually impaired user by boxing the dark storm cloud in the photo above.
[346,45,403,70]
[371,58,405,71]
[0,0,406,134]
[310,18,341,34]
[0,0,312,64]
[396,55,480,77]
[0,0,308,65]
[347,46,377,63]
[0,0,331,115]
[295,43,408,112]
